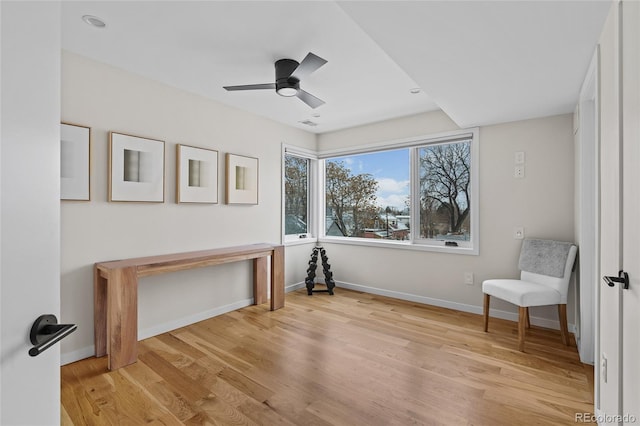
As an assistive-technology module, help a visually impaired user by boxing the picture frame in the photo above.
[176,144,219,204]
[225,153,259,205]
[109,132,165,202]
[60,122,91,201]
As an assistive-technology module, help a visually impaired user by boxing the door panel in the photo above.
[0,2,61,424]
[598,2,622,419]
[621,1,640,422]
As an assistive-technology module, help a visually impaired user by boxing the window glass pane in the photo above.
[418,140,471,241]
[325,149,410,240]
[284,155,309,235]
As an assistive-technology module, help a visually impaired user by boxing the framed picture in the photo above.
[109,132,165,202]
[60,122,91,201]
[176,144,219,203]
[225,153,258,205]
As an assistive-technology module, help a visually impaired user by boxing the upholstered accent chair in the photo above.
[482,239,578,351]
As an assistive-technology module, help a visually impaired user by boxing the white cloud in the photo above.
[376,193,408,210]
[377,178,409,193]
[375,177,409,210]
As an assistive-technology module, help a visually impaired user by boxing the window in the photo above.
[325,149,410,240]
[283,146,317,243]
[417,139,472,244]
[320,129,478,254]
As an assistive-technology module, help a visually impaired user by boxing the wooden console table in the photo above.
[94,243,284,370]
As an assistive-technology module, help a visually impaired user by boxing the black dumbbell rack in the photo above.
[305,246,336,295]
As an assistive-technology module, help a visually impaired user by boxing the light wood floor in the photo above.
[62,287,594,425]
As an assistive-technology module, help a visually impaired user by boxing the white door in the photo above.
[598,2,622,421]
[621,0,640,422]
[0,2,62,424]
[599,1,640,424]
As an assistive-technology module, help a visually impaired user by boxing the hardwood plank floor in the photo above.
[62,287,594,425]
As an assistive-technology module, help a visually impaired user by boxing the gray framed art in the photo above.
[109,132,165,202]
[225,153,258,205]
[176,144,219,204]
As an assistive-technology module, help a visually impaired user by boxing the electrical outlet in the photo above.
[514,165,525,178]
[464,272,474,286]
[515,151,525,164]
[514,227,524,240]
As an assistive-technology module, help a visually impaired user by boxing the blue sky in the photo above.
[329,149,410,211]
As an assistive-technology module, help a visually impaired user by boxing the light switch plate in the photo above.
[515,151,525,164]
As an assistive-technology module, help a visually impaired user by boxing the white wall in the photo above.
[1,2,61,424]
[318,111,576,328]
[60,52,315,362]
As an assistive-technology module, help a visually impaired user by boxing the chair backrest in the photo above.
[519,243,577,304]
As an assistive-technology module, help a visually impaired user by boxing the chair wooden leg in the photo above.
[558,304,570,345]
[483,294,490,332]
[518,307,527,352]
[525,307,531,329]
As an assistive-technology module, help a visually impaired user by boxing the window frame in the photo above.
[282,144,318,245]
[318,128,479,255]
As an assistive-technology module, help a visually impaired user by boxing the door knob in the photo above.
[603,270,629,289]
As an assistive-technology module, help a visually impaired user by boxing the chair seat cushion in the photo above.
[482,279,561,307]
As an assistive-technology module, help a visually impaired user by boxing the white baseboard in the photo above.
[61,346,96,366]
[62,283,308,366]
[286,281,305,292]
[61,279,574,366]
[334,280,576,333]
[138,298,254,341]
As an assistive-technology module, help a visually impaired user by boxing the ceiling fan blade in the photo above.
[223,83,275,91]
[291,52,327,80]
[296,90,325,109]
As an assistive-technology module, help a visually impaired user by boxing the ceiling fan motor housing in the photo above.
[275,59,300,96]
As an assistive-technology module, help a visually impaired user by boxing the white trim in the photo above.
[286,281,306,292]
[61,346,96,366]
[282,144,318,244]
[321,127,479,255]
[284,238,319,247]
[317,128,476,158]
[319,236,478,255]
[576,48,599,367]
[335,280,576,332]
[284,144,318,158]
[137,298,253,341]
[62,283,307,365]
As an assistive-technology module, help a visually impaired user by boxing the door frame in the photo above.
[577,50,599,367]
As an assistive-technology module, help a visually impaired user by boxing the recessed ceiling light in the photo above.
[82,15,106,29]
[410,88,422,94]
[312,113,321,118]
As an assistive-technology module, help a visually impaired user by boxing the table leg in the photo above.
[107,267,138,370]
[94,265,108,357]
[271,246,285,310]
[253,257,268,305]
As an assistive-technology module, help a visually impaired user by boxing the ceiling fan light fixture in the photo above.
[277,87,298,97]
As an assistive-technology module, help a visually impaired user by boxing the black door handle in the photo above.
[603,270,629,290]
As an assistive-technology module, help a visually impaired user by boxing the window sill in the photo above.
[283,237,319,247]
[318,236,479,255]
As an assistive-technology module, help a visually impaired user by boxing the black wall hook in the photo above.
[29,314,77,357]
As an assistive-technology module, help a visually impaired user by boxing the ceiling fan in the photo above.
[223,52,327,109]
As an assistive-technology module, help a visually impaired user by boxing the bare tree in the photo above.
[284,155,308,234]
[419,142,471,237]
[326,161,378,237]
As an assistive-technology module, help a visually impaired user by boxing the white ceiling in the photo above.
[61,1,611,134]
